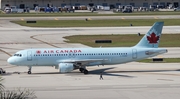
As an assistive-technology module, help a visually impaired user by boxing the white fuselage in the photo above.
[7,47,167,67]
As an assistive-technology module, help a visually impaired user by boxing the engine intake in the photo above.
[59,63,75,73]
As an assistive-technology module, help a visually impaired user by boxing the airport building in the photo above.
[0,0,180,9]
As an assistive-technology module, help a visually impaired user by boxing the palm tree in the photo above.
[0,77,37,99]
[0,77,4,92]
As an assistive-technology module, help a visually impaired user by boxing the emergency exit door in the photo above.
[132,49,137,59]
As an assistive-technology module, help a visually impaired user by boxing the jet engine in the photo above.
[59,63,75,73]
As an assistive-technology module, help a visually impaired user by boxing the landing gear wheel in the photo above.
[84,70,89,75]
[28,71,31,74]
[79,68,84,73]
[28,66,32,74]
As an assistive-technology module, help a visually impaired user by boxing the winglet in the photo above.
[134,22,164,48]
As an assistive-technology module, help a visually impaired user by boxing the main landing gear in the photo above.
[28,66,32,74]
[79,68,89,74]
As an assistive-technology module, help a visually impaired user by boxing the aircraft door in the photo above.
[27,51,32,61]
[132,49,137,59]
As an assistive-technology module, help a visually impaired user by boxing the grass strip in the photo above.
[12,19,180,27]
[138,58,180,63]
[64,34,180,47]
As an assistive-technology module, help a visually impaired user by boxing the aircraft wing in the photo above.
[58,59,109,65]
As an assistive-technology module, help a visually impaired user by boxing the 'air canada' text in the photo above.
[36,50,82,54]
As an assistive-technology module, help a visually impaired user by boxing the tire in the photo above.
[79,68,84,73]
[28,71,31,74]
[84,70,89,74]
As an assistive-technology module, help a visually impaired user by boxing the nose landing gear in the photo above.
[28,66,32,74]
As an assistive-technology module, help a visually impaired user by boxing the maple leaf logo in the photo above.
[147,32,159,44]
[36,50,41,54]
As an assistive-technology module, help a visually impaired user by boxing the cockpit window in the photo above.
[14,54,22,57]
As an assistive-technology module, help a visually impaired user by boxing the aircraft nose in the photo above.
[7,57,15,64]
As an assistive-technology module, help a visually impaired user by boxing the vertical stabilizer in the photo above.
[134,22,164,48]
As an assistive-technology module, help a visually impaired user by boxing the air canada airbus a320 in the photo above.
[7,22,167,74]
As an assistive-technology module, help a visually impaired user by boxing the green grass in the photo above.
[138,58,180,63]
[1,11,180,17]
[12,19,180,27]
[64,34,180,47]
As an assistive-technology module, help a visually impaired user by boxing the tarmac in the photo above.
[0,20,180,99]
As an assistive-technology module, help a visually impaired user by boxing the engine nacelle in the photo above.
[59,63,75,73]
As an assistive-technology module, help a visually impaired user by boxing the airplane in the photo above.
[7,22,167,75]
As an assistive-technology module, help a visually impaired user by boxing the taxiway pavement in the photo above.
[3,63,180,99]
